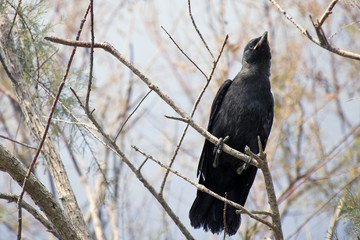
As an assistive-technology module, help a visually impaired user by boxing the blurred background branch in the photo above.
[0,0,359,239]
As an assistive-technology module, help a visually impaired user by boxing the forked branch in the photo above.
[268,0,360,61]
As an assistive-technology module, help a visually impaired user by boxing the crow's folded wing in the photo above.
[197,79,232,179]
[260,93,274,149]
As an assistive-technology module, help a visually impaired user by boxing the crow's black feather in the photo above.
[189,32,274,236]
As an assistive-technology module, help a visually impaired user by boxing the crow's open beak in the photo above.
[253,31,268,50]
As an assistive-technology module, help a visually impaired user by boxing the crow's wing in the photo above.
[197,79,232,179]
[260,94,274,149]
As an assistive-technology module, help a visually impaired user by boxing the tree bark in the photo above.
[0,12,92,240]
[0,144,78,239]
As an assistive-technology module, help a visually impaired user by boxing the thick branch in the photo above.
[245,137,283,240]
[0,193,57,238]
[0,12,91,240]
[0,144,77,239]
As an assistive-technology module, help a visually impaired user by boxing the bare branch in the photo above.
[86,0,95,110]
[0,84,18,104]
[49,118,96,130]
[114,89,152,141]
[164,115,188,122]
[0,134,37,150]
[69,87,195,240]
[278,121,360,204]
[318,0,339,27]
[16,4,92,238]
[0,144,77,239]
[326,195,344,240]
[245,137,283,239]
[159,34,228,195]
[0,193,58,238]
[238,210,273,217]
[131,145,274,229]
[258,157,283,240]
[7,0,22,38]
[309,15,330,47]
[0,7,92,240]
[287,173,360,239]
[137,157,149,172]
[187,0,214,59]
[267,0,360,61]
[44,36,258,168]
[267,0,310,37]
[222,192,228,240]
[77,157,105,240]
[161,26,207,78]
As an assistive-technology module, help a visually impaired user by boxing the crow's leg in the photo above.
[236,161,250,175]
[212,136,229,168]
[237,145,256,175]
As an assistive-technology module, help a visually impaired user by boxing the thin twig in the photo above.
[318,0,339,27]
[267,0,360,61]
[198,35,228,110]
[267,0,310,37]
[236,210,273,217]
[6,0,42,86]
[114,89,152,141]
[287,173,360,239]
[164,115,188,122]
[0,134,37,150]
[309,15,330,47]
[16,4,91,240]
[159,35,228,195]
[161,26,207,78]
[0,84,18,103]
[328,21,360,39]
[76,157,105,240]
[277,121,360,203]
[49,118,96,130]
[132,145,274,229]
[137,157,149,172]
[44,36,258,169]
[187,0,214,59]
[0,193,58,238]
[8,0,22,38]
[86,0,95,110]
[70,88,110,179]
[223,192,228,240]
[69,91,196,239]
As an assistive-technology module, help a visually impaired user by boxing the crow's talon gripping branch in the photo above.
[236,161,250,175]
[212,136,229,168]
[237,145,254,175]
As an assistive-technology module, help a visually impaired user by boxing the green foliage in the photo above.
[3,0,90,149]
[339,190,360,238]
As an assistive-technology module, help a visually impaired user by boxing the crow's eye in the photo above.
[249,44,254,50]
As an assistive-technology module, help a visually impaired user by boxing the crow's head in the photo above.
[242,32,271,65]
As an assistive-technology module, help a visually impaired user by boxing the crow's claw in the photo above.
[212,136,229,168]
[236,162,250,175]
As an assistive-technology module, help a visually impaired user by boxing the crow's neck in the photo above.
[240,61,271,78]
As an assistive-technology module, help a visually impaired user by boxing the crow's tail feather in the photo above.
[189,190,240,236]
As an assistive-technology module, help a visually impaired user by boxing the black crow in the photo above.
[189,32,274,236]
